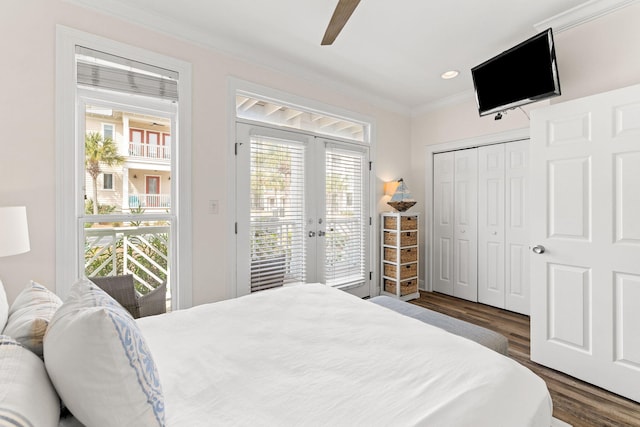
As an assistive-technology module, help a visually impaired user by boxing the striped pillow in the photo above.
[0,335,60,427]
[0,279,8,332]
[3,281,62,358]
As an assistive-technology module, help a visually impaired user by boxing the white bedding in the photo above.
[137,284,552,426]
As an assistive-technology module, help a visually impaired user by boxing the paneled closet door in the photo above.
[432,152,455,295]
[504,140,529,315]
[478,144,506,308]
[453,149,478,301]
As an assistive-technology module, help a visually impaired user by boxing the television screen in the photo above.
[471,28,561,116]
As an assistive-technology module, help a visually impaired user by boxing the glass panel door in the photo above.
[236,123,370,298]
[323,142,368,294]
[249,136,307,291]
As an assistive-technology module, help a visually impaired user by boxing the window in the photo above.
[102,123,114,141]
[56,27,192,308]
[236,94,366,142]
[102,173,113,190]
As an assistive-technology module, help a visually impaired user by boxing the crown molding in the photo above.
[534,0,640,33]
[413,0,640,116]
[66,0,639,119]
[411,90,475,117]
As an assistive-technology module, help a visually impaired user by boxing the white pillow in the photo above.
[0,279,8,332]
[3,280,62,357]
[44,279,164,427]
[0,335,60,427]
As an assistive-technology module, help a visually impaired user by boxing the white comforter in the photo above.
[138,284,552,426]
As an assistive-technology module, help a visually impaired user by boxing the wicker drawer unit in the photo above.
[383,247,418,263]
[383,231,417,247]
[383,262,418,280]
[384,278,418,296]
[383,215,418,231]
[381,212,420,301]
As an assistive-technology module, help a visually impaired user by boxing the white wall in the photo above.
[410,2,640,285]
[4,1,634,303]
[0,0,411,304]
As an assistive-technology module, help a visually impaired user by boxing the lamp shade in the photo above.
[0,206,30,257]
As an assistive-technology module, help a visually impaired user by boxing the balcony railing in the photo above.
[129,194,171,209]
[129,142,170,160]
[249,216,363,292]
[84,225,169,296]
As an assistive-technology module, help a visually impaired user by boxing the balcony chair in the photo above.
[90,274,167,319]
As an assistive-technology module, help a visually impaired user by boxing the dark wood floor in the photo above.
[411,291,640,427]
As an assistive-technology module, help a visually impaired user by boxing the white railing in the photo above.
[325,217,365,286]
[128,194,171,209]
[84,225,169,295]
[249,216,363,291]
[250,219,303,290]
[129,142,170,160]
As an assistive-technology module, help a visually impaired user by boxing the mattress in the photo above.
[136,283,552,426]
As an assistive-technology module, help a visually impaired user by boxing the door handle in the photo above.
[318,230,326,237]
[308,231,316,238]
[532,245,545,254]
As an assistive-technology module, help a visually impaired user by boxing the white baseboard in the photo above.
[551,417,572,427]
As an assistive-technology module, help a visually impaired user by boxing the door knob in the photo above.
[308,231,316,238]
[532,245,545,254]
[318,230,326,237]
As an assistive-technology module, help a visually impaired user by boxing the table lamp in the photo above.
[0,206,30,258]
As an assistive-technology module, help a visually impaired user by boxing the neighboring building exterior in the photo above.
[85,109,171,213]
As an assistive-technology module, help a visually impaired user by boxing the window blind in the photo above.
[324,144,366,288]
[250,137,306,292]
[75,46,178,101]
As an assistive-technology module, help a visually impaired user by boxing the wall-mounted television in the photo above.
[471,28,561,117]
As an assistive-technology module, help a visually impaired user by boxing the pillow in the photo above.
[3,280,62,357]
[44,279,164,427]
[0,279,8,332]
[0,335,60,427]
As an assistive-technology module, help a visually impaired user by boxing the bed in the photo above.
[1,280,552,426]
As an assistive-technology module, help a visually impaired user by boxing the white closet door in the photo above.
[433,152,455,295]
[453,149,478,301]
[505,140,530,314]
[478,144,505,308]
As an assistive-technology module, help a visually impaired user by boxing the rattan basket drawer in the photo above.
[383,231,417,247]
[384,278,418,296]
[383,262,418,280]
[383,247,418,263]
[384,215,418,230]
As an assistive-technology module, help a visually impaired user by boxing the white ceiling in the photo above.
[72,0,598,113]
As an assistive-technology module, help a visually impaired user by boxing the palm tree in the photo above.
[85,132,125,215]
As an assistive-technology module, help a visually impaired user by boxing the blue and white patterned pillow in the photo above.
[43,280,164,427]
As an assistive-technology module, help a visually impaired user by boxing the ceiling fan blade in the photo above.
[321,0,361,45]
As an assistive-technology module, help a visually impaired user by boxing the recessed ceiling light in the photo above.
[441,70,459,80]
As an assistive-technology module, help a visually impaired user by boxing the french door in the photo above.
[236,123,370,298]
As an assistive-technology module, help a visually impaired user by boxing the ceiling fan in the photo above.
[321,0,361,45]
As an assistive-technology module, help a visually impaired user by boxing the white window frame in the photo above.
[227,78,377,299]
[56,25,193,308]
